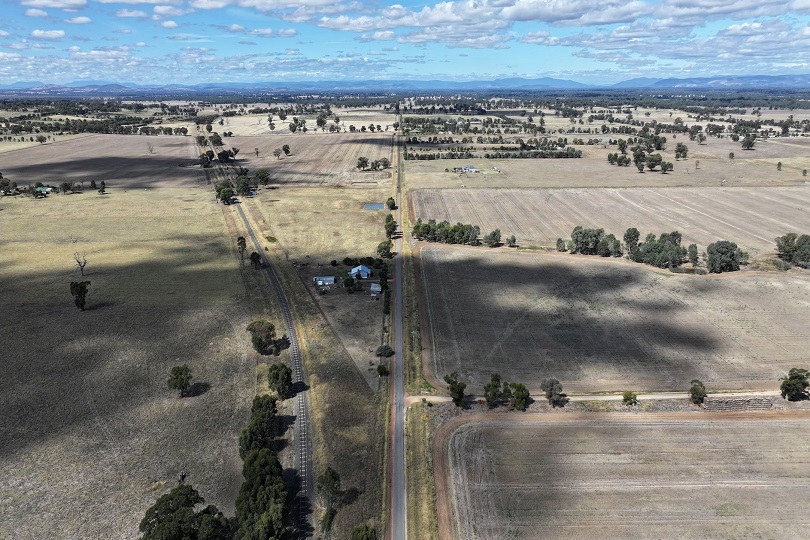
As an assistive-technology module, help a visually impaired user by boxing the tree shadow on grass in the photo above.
[185,382,210,397]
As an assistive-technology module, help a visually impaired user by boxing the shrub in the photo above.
[689,379,707,404]
[377,364,389,376]
[375,344,394,357]
[781,368,809,401]
[622,391,638,405]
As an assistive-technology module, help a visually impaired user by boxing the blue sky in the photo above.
[2,0,810,85]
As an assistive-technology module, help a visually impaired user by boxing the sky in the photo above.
[2,0,810,85]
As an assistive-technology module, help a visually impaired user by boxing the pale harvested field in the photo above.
[403,138,808,190]
[419,246,810,393]
[445,413,810,540]
[0,134,204,188]
[412,186,810,255]
[228,132,394,186]
[0,189,254,539]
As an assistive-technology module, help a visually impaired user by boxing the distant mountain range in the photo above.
[1,74,809,95]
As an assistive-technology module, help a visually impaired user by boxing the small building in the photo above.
[462,165,478,173]
[350,265,372,279]
[313,276,336,286]
[370,283,382,294]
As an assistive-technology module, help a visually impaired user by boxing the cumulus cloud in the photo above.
[65,16,92,23]
[356,30,396,41]
[161,20,179,28]
[22,0,86,8]
[31,29,66,39]
[25,8,49,16]
[277,28,297,37]
[153,5,194,16]
[116,9,147,17]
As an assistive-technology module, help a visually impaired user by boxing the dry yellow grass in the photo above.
[0,187,254,539]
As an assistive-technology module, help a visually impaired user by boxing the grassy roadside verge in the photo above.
[400,161,441,540]
[241,199,388,538]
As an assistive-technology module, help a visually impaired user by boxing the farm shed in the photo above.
[313,276,336,286]
[350,265,372,279]
[370,283,382,294]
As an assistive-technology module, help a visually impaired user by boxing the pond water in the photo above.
[363,203,385,210]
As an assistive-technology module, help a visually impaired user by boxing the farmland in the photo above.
[0,134,204,188]
[226,132,395,186]
[411,186,810,254]
[0,188,254,539]
[441,413,810,540]
[418,245,810,393]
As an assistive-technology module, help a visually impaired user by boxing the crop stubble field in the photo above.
[412,186,810,254]
[0,134,204,188]
[228,132,394,186]
[444,413,810,540]
[0,159,253,538]
[419,246,810,393]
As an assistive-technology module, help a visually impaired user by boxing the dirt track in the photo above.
[433,410,810,540]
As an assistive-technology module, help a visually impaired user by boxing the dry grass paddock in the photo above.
[411,186,810,255]
[418,246,810,394]
[444,412,810,540]
[227,132,395,186]
[0,188,255,539]
[0,134,204,188]
[403,136,809,191]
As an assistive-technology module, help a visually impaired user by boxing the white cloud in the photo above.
[161,20,179,28]
[115,28,133,33]
[134,41,147,46]
[22,0,86,8]
[154,5,194,16]
[249,28,273,35]
[277,28,298,37]
[67,45,81,51]
[66,16,92,23]
[227,24,246,31]
[116,9,147,17]
[31,29,66,39]
[25,8,49,16]
[0,30,9,36]
[356,30,396,41]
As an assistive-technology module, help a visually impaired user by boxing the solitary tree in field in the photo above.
[483,228,501,247]
[70,281,91,311]
[167,364,192,397]
[741,136,756,150]
[273,148,282,159]
[674,142,688,160]
[506,235,517,247]
[74,251,88,276]
[541,378,568,407]
[36,135,47,144]
[777,162,782,171]
[267,363,293,399]
[386,197,396,210]
[249,251,262,270]
[146,141,155,154]
[282,144,290,156]
[254,168,270,185]
[689,379,707,404]
[357,157,369,170]
[98,181,106,194]
[728,152,734,160]
[237,236,247,261]
[247,319,289,355]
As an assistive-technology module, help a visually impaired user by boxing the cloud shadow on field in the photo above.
[416,246,731,394]
[1,155,204,188]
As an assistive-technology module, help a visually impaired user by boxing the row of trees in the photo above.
[412,219,480,245]
[356,156,391,171]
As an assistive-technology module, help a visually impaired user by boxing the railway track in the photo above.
[234,201,313,532]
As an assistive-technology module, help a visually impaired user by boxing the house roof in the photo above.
[351,265,371,273]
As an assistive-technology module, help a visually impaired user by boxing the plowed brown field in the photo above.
[439,412,810,540]
[412,186,810,255]
[419,245,810,393]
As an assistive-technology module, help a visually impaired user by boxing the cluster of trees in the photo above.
[775,232,810,267]
[139,485,231,540]
[483,373,531,411]
[246,320,290,356]
[267,363,293,399]
[706,240,748,273]
[538,378,567,407]
[356,156,391,170]
[404,150,475,160]
[412,218,480,245]
[384,214,398,239]
[483,147,582,159]
[444,372,467,406]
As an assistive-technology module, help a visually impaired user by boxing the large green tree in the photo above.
[444,372,466,407]
[707,240,741,273]
[781,368,809,401]
[235,448,286,540]
[139,484,230,540]
[267,363,293,399]
[239,395,280,458]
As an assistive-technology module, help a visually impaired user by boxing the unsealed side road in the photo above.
[434,410,810,540]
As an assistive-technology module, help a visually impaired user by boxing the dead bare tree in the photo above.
[74,251,88,276]
[146,142,155,154]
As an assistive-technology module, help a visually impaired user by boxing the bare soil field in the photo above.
[440,412,810,540]
[418,246,810,394]
[0,189,254,539]
[411,186,810,255]
[228,132,395,186]
[0,134,204,188]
